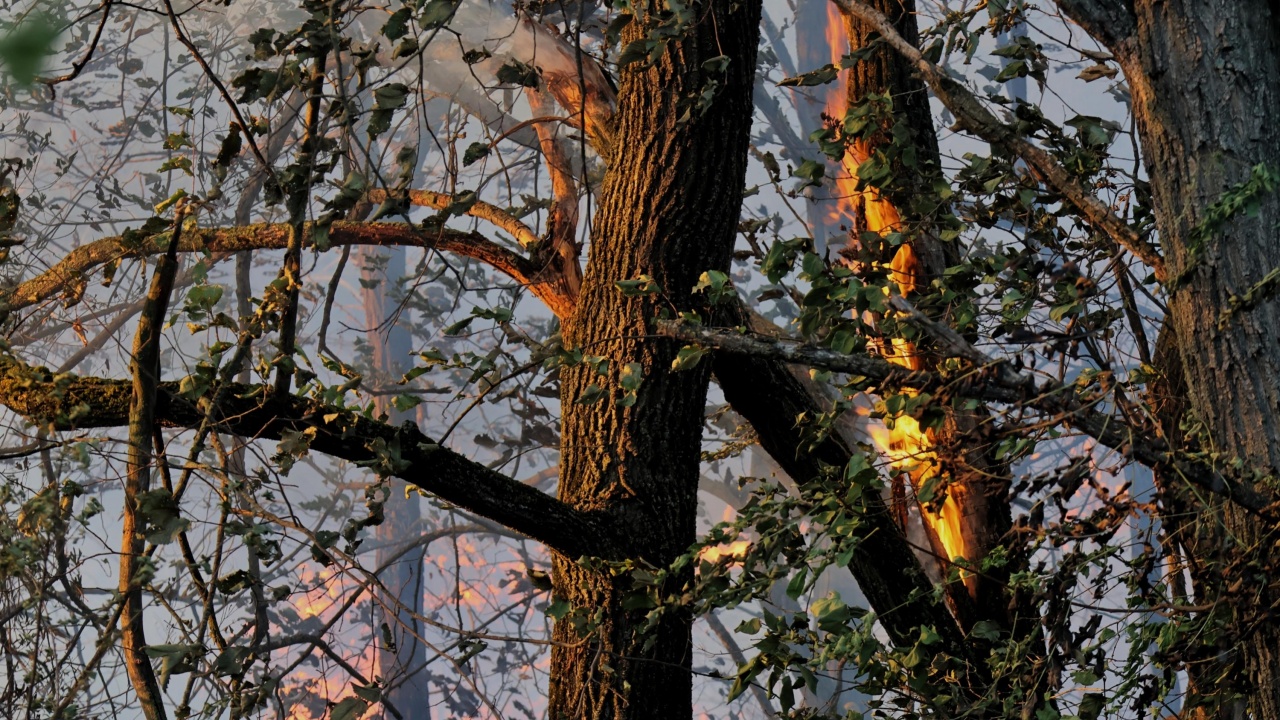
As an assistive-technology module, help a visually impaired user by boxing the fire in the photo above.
[866,244,978,596]
[700,540,752,565]
[822,9,904,238]
[816,4,977,596]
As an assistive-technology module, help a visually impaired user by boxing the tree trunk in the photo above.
[547,0,762,716]
[837,0,1014,631]
[1105,1,1280,715]
[360,246,431,720]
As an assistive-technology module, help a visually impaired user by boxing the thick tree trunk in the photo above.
[547,0,762,716]
[1096,1,1280,716]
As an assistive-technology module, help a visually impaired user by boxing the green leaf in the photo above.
[463,142,490,166]
[670,345,707,371]
[420,0,460,28]
[145,643,201,689]
[368,83,411,138]
[495,60,540,88]
[442,317,474,336]
[0,14,59,87]
[576,383,607,405]
[792,159,826,187]
[1078,692,1105,720]
[392,393,422,412]
[615,274,662,296]
[970,619,1001,641]
[785,568,807,600]
[330,696,370,720]
[778,64,839,87]
[391,37,419,60]
[135,488,190,545]
[158,157,193,175]
[382,7,412,39]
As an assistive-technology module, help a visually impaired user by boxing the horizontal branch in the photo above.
[660,315,1276,516]
[367,189,539,248]
[6,221,576,318]
[0,369,618,559]
[832,0,1166,282]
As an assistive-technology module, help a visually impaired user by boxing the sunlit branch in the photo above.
[366,188,539,248]
[831,0,1167,281]
[0,372,620,559]
[120,205,186,720]
[527,86,584,298]
[4,221,576,319]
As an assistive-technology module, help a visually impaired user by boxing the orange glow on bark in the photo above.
[866,197,977,596]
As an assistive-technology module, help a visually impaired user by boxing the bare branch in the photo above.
[5,221,577,319]
[0,370,621,559]
[366,189,539,248]
[831,0,1165,281]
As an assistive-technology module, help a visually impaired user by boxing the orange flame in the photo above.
[700,540,752,565]
[870,224,976,596]
[822,11,903,237]
[819,7,975,595]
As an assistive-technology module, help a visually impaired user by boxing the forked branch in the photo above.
[0,371,619,559]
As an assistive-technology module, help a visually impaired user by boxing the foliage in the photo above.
[0,0,1263,718]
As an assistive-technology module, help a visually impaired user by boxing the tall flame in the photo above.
[823,11,975,595]
[870,244,977,597]
[823,11,904,241]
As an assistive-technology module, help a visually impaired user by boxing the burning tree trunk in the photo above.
[829,0,1012,628]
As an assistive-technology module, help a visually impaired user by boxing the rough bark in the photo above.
[546,0,762,716]
[1094,0,1280,715]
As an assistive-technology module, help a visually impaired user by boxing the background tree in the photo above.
[2,0,1280,718]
